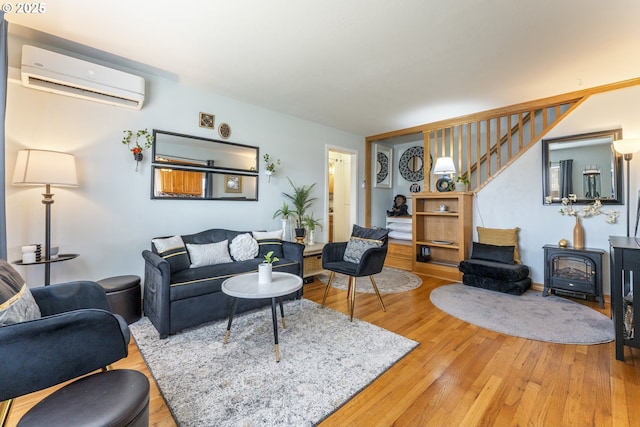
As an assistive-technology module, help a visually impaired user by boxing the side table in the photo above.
[303,242,326,283]
[13,253,79,286]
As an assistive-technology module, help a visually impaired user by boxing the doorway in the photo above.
[327,147,356,243]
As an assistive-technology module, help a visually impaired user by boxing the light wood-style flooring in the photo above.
[7,275,640,426]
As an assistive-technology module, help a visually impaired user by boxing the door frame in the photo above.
[325,145,358,242]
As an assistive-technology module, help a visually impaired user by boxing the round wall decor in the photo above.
[218,123,231,139]
[399,146,430,182]
[376,151,389,183]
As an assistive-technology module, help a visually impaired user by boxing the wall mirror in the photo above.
[542,129,622,204]
[151,129,259,200]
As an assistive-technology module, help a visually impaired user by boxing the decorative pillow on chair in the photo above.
[229,233,259,261]
[0,259,41,326]
[477,227,521,264]
[470,242,516,265]
[151,235,190,272]
[343,225,388,264]
[186,240,233,268]
[252,230,284,259]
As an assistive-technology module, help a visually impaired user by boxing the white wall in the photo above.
[475,85,640,294]
[6,42,364,286]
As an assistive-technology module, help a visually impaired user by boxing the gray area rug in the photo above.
[317,266,422,294]
[130,299,418,426]
[430,284,614,344]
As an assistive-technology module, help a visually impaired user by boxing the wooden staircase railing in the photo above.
[366,77,640,196]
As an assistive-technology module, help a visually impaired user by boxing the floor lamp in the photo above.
[12,149,78,284]
[613,139,640,237]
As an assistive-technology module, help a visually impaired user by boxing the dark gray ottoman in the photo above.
[98,275,142,324]
[18,369,150,427]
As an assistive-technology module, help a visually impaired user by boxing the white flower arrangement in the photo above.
[545,194,619,224]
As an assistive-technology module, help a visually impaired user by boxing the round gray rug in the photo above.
[318,266,422,294]
[430,283,614,344]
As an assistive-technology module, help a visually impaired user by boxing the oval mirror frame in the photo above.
[542,128,623,205]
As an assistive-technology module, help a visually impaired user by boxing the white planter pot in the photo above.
[308,229,315,245]
[258,263,272,284]
[454,182,467,192]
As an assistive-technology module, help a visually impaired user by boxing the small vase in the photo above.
[258,263,272,284]
[573,216,584,249]
[308,229,315,245]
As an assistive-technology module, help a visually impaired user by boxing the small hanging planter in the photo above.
[122,129,154,171]
[263,153,280,183]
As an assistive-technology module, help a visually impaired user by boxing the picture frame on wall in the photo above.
[374,144,392,188]
[224,175,242,193]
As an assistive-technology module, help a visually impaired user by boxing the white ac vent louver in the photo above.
[21,45,145,110]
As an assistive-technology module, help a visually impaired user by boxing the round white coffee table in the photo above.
[221,272,303,362]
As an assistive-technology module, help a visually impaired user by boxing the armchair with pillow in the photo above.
[0,260,149,427]
[142,228,304,338]
[458,227,531,295]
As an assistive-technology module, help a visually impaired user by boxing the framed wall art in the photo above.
[224,175,242,193]
[374,144,392,188]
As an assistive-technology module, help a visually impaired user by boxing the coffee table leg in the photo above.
[224,298,239,344]
[271,297,280,362]
[279,299,287,329]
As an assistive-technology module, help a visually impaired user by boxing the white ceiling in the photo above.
[6,0,640,136]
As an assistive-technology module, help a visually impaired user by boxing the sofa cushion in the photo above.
[186,241,233,268]
[253,230,284,259]
[471,242,515,265]
[152,235,190,272]
[477,227,521,263]
[459,259,529,282]
[0,259,41,326]
[343,225,388,263]
[229,233,259,261]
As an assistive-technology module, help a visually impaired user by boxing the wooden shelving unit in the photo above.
[412,192,473,281]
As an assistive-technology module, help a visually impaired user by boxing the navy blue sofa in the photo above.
[142,228,304,338]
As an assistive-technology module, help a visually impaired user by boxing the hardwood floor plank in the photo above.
[7,274,640,427]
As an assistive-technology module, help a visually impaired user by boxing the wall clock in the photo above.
[399,146,430,182]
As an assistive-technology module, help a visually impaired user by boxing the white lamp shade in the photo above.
[613,138,640,155]
[12,149,78,187]
[433,156,456,175]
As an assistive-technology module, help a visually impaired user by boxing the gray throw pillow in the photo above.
[343,225,388,264]
[0,259,41,326]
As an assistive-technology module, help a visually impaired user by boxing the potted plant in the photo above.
[302,213,323,245]
[272,202,292,241]
[455,173,469,192]
[263,153,281,182]
[282,177,317,243]
[259,250,279,284]
[122,129,154,171]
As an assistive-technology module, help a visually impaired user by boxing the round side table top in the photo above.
[222,272,302,299]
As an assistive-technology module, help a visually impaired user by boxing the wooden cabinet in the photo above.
[412,192,473,281]
[158,169,203,196]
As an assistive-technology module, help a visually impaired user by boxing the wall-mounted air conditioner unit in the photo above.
[21,45,145,110]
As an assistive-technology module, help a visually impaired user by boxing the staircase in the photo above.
[366,77,640,197]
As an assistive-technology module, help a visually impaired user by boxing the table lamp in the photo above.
[12,149,78,271]
[613,138,640,236]
[433,156,456,192]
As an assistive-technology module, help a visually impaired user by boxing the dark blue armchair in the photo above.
[0,280,149,426]
[321,226,389,321]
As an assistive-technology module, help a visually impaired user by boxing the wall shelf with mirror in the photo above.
[542,129,623,205]
[151,129,259,200]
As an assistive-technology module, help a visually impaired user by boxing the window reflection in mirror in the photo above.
[542,129,622,204]
[151,130,259,200]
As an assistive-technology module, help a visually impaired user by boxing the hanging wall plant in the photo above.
[263,153,281,182]
[122,129,154,171]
